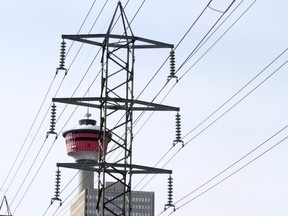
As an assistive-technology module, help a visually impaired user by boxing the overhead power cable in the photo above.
[14,72,99,214]
[135,45,285,198]
[177,0,236,73]
[132,0,250,191]
[174,0,212,51]
[40,62,102,215]
[7,0,104,213]
[130,0,146,24]
[41,56,104,215]
[49,1,284,216]
[2,0,101,201]
[0,74,57,194]
[153,51,288,215]
[132,1,259,181]
[40,0,246,214]
[137,0,256,166]
[11,74,67,213]
[136,0,214,101]
[64,0,108,78]
[38,0,258,215]
[42,106,85,216]
[136,46,288,212]
[165,131,288,215]
[41,1,149,214]
[171,123,288,208]
[11,136,51,214]
[65,0,98,56]
[132,0,221,132]
[177,0,256,80]
[134,0,239,130]
[133,0,246,165]
[184,57,288,146]
[155,55,288,178]
[183,45,287,140]
[43,3,127,213]
[8,71,67,210]
[105,0,225,163]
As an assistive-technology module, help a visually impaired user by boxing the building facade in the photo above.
[71,182,154,216]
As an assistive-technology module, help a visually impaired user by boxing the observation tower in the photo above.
[62,117,111,192]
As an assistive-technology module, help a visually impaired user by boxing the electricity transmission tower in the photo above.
[0,196,12,216]
[53,2,179,215]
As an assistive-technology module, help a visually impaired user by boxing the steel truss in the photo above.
[54,2,178,215]
[0,196,12,216]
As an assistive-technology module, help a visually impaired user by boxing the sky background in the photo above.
[1,0,288,215]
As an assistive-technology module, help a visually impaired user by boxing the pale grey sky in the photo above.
[1,1,288,215]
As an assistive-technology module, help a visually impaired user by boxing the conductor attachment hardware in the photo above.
[173,112,183,146]
[56,40,67,75]
[168,49,178,81]
[164,174,175,211]
[47,103,57,137]
[51,167,62,206]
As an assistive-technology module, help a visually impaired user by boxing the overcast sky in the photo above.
[1,0,288,215]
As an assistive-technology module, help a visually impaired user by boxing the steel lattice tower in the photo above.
[53,2,179,215]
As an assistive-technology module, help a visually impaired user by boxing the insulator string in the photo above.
[51,167,62,206]
[47,103,57,137]
[173,112,183,146]
[168,49,178,81]
[56,40,67,75]
[164,175,175,211]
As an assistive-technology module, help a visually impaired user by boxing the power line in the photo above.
[133,0,241,134]
[176,0,236,73]
[177,0,256,81]
[64,0,109,76]
[133,46,287,201]
[129,0,146,24]
[45,1,150,213]
[17,0,264,214]
[174,0,213,51]
[11,136,51,214]
[152,54,288,185]
[10,76,67,211]
[65,0,98,56]
[140,0,257,168]
[132,0,251,191]
[5,0,105,213]
[131,1,259,180]
[89,0,216,165]
[174,123,288,206]
[10,72,68,207]
[40,1,151,215]
[0,74,57,194]
[53,1,286,214]
[2,0,102,202]
[132,0,224,136]
[184,57,288,146]
[166,131,288,215]
[152,50,288,215]
[183,46,288,140]
[15,71,101,214]
[136,0,214,101]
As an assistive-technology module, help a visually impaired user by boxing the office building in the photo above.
[71,182,154,216]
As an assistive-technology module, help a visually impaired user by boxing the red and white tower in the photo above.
[62,118,111,192]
